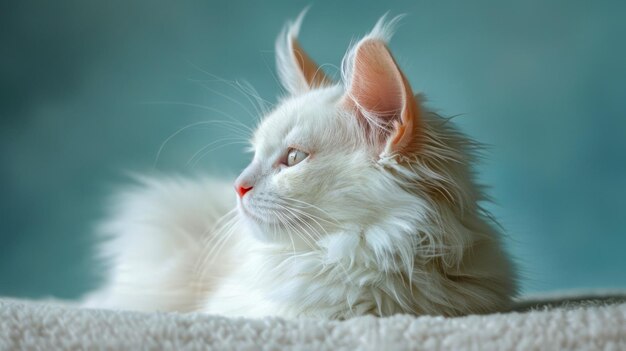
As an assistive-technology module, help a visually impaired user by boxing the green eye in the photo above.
[286,148,309,167]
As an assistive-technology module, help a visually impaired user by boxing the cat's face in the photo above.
[235,14,422,246]
[237,87,380,245]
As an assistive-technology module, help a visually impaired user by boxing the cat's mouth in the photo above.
[241,201,315,233]
[238,202,258,220]
[238,201,276,226]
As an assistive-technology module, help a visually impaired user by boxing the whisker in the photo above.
[270,209,297,258]
[185,62,273,117]
[185,137,247,167]
[190,141,251,169]
[279,196,342,225]
[274,202,325,242]
[276,201,339,229]
[237,80,273,116]
[140,101,254,135]
[194,81,258,122]
[195,210,240,274]
[273,209,316,249]
[152,119,251,168]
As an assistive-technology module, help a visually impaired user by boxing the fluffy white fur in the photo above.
[85,12,517,319]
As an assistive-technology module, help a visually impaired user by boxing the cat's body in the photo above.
[85,12,517,318]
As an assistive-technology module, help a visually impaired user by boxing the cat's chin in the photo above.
[238,211,316,249]
[245,224,292,246]
[237,207,287,244]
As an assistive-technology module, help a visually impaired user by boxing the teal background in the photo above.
[1,0,625,299]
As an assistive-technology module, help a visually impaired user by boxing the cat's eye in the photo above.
[286,148,308,167]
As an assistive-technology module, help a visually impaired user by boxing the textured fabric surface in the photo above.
[1,296,625,350]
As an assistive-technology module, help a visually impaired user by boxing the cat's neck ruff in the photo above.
[205,186,511,319]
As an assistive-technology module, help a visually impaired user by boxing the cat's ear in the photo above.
[275,9,332,95]
[342,15,421,156]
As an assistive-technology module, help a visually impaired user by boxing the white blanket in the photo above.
[1,294,625,350]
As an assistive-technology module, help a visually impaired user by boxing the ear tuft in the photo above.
[365,12,405,43]
[275,8,332,95]
[340,13,404,85]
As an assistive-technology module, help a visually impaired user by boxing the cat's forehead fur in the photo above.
[252,86,356,158]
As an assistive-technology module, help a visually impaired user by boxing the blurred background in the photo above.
[1,0,625,299]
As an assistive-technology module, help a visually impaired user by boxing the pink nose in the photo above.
[235,185,253,198]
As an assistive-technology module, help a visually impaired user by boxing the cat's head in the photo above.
[235,12,474,247]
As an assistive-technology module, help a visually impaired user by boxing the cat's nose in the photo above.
[235,184,253,198]
[235,162,259,198]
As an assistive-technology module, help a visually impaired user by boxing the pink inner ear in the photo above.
[349,40,405,124]
[345,39,421,154]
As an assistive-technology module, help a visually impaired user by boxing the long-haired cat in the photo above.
[84,11,517,319]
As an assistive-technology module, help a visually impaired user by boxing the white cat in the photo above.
[84,12,517,319]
